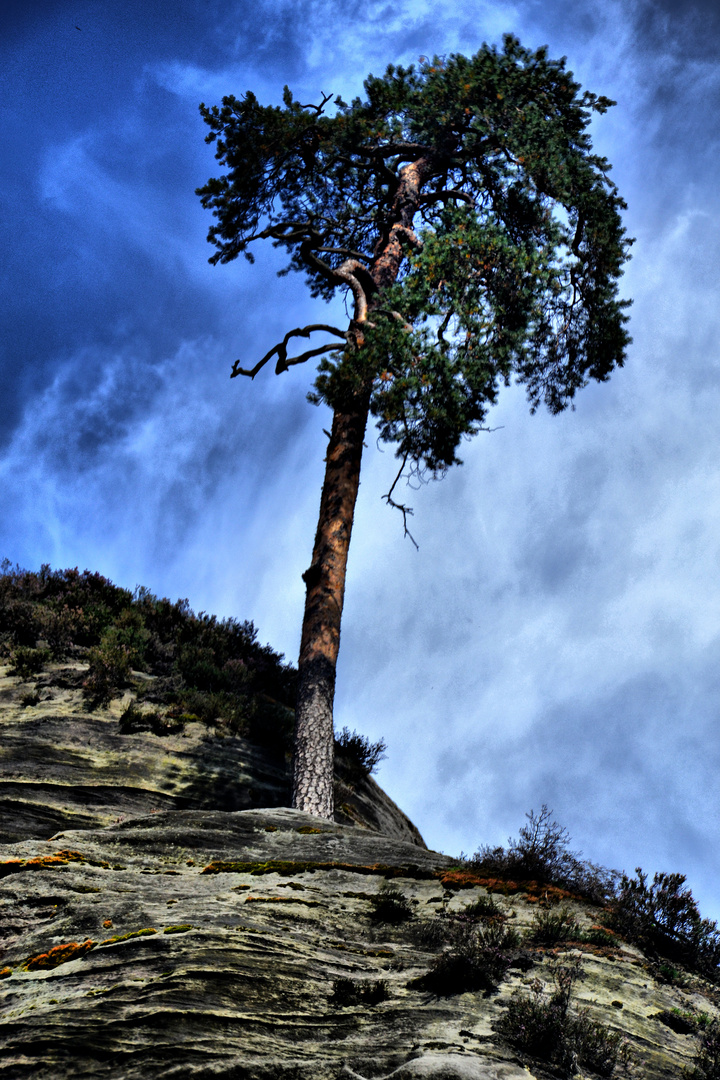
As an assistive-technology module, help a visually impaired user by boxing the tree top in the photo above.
[197,35,632,473]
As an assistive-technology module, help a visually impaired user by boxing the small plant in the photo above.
[684,1021,720,1079]
[20,688,41,707]
[497,960,629,1077]
[335,727,387,780]
[330,978,388,1007]
[457,894,504,924]
[526,905,580,945]
[83,636,133,705]
[369,882,414,925]
[119,702,184,736]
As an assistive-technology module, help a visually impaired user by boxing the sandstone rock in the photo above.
[1,659,718,1079]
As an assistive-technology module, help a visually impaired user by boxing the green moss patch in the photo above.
[99,928,157,946]
[163,925,194,934]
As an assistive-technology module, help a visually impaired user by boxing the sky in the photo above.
[2,0,720,919]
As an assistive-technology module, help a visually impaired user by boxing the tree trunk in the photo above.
[291,391,370,817]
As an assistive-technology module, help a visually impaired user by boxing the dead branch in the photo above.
[382,454,419,549]
[231,324,347,379]
[300,91,333,115]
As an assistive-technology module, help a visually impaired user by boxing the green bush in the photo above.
[83,635,133,705]
[119,702,184,736]
[10,645,50,680]
[0,562,297,746]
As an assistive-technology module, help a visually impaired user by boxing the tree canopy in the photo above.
[198,36,631,476]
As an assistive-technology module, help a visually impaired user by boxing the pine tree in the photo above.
[197,36,632,818]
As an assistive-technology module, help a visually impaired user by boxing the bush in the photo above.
[685,1022,720,1079]
[335,726,387,780]
[411,922,521,995]
[0,562,297,745]
[607,868,720,981]
[497,960,630,1077]
[330,978,388,1006]
[457,894,504,924]
[83,638,133,705]
[119,702,184,736]
[472,805,617,905]
[10,646,51,680]
[526,905,580,945]
[369,882,414,924]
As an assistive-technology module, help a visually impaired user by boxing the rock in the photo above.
[1,659,719,1079]
[0,659,423,848]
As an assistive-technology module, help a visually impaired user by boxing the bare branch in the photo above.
[231,323,347,379]
[300,91,333,115]
[382,454,419,549]
[276,343,343,375]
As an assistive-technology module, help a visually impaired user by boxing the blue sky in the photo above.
[2,0,720,918]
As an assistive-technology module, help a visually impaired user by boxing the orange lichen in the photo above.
[0,967,12,979]
[102,920,113,928]
[438,870,578,903]
[25,939,95,971]
[0,849,88,879]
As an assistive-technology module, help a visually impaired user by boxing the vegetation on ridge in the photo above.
[0,560,385,777]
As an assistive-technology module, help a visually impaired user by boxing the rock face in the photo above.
[0,659,423,848]
[1,659,719,1079]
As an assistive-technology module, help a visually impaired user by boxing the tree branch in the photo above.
[231,324,347,379]
[382,454,419,549]
[300,91,332,115]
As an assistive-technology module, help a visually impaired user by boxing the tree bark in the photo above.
[291,155,433,818]
[292,391,370,817]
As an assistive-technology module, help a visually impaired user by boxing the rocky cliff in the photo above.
[1,656,719,1079]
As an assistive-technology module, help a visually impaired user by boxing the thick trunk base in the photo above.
[292,655,335,818]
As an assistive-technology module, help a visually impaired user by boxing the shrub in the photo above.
[330,978,388,1006]
[526,905,580,945]
[119,702,184,736]
[369,882,414,925]
[411,922,521,995]
[607,868,720,981]
[335,726,387,780]
[10,645,51,680]
[472,805,617,904]
[497,960,630,1077]
[457,894,504,924]
[685,1022,720,1079]
[83,637,133,705]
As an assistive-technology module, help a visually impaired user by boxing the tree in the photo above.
[196,36,632,819]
